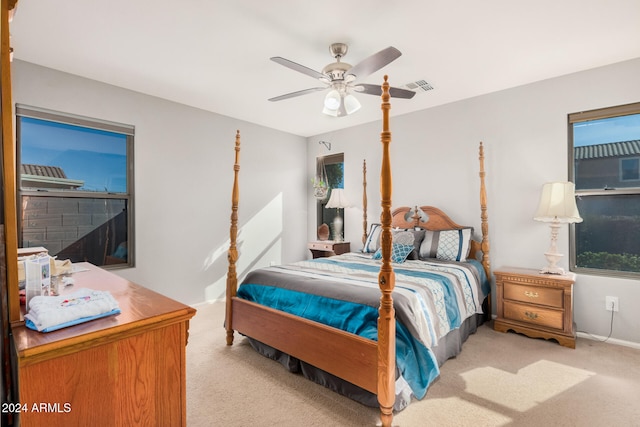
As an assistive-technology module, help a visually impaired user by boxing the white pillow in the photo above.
[362,223,382,253]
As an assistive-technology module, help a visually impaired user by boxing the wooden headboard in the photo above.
[391,205,467,230]
[361,142,491,279]
[390,205,488,269]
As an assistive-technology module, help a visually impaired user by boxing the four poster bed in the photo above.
[225,77,491,427]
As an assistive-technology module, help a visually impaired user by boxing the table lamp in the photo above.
[325,189,350,242]
[533,182,583,274]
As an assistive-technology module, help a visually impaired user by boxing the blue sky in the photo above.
[20,117,128,192]
[574,113,640,147]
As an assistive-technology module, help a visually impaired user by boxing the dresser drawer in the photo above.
[503,283,564,308]
[503,300,564,330]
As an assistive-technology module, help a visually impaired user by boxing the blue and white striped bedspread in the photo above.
[237,253,488,400]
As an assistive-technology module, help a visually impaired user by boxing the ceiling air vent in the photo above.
[404,80,434,93]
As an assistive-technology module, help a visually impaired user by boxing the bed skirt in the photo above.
[245,312,485,411]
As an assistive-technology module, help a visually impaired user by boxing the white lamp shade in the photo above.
[322,105,339,117]
[325,189,350,208]
[324,90,341,110]
[533,182,583,223]
[323,91,361,117]
[344,94,361,115]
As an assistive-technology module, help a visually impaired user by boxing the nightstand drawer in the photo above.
[309,242,334,251]
[308,241,350,259]
[503,301,563,330]
[504,283,564,308]
[494,267,576,348]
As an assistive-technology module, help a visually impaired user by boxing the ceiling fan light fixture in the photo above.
[322,106,339,117]
[344,94,361,115]
[324,90,341,110]
[270,44,412,117]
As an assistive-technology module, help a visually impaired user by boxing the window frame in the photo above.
[15,104,135,269]
[620,157,640,182]
[568,101,640,279]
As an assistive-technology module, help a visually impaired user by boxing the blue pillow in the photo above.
[372,243,415,263]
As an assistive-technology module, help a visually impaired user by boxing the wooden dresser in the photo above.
[493,267,576,348]
[12,263,196,426]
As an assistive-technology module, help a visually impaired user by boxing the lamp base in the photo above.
[332,215,343,242]
[540,266,566,275]
[540,251,565,275]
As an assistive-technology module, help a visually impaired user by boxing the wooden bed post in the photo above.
[226,130,241,346]
[362,159,368,245]
[377,76,395,427]
[478,141,492,318]
[478,142,491,279]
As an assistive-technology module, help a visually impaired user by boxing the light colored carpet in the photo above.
[187,302,640,426]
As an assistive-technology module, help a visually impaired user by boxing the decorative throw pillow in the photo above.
[372,230,416,263]
[394,228,425,260]
[392,230,415,246]
[419,228,473,262]
[372,243,415,263]
[362,223,382,253]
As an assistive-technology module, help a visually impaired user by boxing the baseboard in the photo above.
[577,332,640,350]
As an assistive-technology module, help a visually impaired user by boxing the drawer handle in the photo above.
[524,291,539,298]
[524,311,538,320]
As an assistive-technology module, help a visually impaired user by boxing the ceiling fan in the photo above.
[268,43,416,117]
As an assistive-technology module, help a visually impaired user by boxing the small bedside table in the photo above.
[494,267,576,348]
[308,241,350,259]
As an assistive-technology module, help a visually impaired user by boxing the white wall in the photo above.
[308,58,640,346]
[12,60,308,306]
[12,57,640,346]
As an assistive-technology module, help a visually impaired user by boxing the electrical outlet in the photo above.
[605,296,619,312]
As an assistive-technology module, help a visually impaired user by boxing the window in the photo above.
[316,153,344,238]
[620,157,640,181]
[16,105,134,268]
[569,102,640,277]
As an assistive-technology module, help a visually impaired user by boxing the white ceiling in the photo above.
[9,0,640,137]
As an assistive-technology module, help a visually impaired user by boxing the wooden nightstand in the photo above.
[308,241,350,259]
[494,267,576,348]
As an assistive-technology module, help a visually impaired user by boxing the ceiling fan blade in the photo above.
[270,56,327,81]
[344,46,402,81]
[354,83,416,99]
[268,87,326,102]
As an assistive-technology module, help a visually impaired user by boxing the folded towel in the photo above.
[24,288,121,332]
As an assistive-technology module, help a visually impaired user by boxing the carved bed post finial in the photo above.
[226,130,241,346]
[377,75,395,427]
[362,159,368,245]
